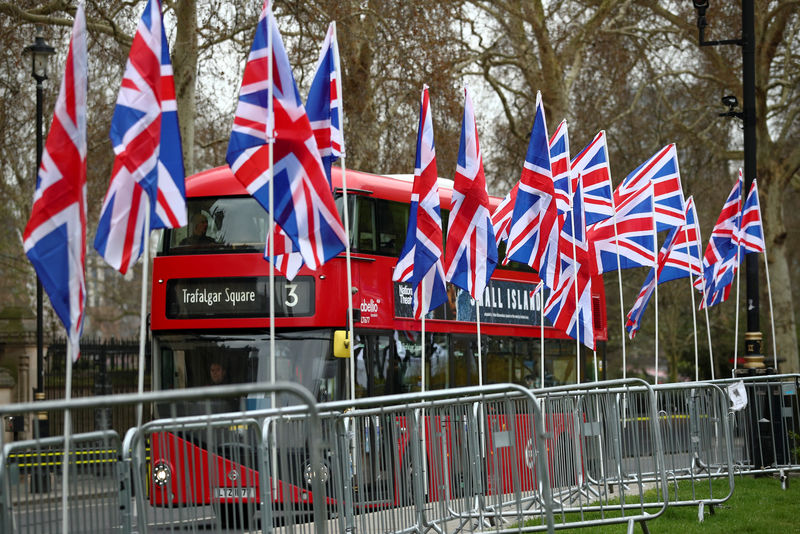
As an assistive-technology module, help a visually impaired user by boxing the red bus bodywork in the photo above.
[152,165,607,339]
[149,165,607,508]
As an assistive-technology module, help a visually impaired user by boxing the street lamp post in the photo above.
[691,0,765,372]
[24,26,54,492]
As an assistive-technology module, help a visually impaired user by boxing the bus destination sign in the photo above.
[166,276,314,319]
[393,279,551,327]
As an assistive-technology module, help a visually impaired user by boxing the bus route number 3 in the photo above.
[284,283,298,308]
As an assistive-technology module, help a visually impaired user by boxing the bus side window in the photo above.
[173,350,186,389]
[376,199,408,256]
[356,197,376,252]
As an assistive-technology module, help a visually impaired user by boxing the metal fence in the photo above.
[533,379,668,533]
[651,382,734,518]
[0,382,326,534]
[307,384,556,533]
[712,374,800,478]
[0,430,123,533]
[2,375,797,533]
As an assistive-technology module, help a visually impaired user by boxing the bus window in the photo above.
[486,337,534,384]
[355,334,394,396]
[355,197,376,252]
[427,333,448,390]
[375,199,408,256]
[450,335,477,388]
[336,194,357,249]
[167,197,267,253]
[155,330,335,405]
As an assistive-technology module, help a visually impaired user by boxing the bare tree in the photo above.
[1,0,797,377]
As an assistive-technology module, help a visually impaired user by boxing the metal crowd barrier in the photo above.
[0,381,325,534]
[651,382,734,518]
[533,379,668,534]
[712,374,800,478]
[0,430,122,533]
[278,384,557,533]
[10,375,794,533]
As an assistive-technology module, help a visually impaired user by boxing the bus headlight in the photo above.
[153,462,172,487]
[304,460,329,487]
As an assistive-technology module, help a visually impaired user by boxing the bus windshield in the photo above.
[155,329,339,405]
[167,197,268,253]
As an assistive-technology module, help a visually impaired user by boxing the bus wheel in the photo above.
[217,502,250,530]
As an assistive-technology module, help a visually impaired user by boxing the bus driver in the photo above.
[181,213,216,246]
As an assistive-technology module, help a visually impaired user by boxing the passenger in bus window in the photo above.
[209,361,229,385]
[180,213,216,246]
[208,360,241,412]
[524,374,536,389]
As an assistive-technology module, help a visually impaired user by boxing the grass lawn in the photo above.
[550,475,799,533]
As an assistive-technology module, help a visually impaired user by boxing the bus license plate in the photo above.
[214,487,256,499]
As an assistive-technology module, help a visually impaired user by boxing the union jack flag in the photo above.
[95,0,186,274]
[506,92,558,278]
[538,120,574,288]
[265,228,305,280]
[226,2,346,274]
[393,86,446,319]
[444,86,497,300]
[306,21,343,184]
[23,5,86,357]
[544,176,594,349]
[698,173,742,309]
[586,181,655,274]
[625,211,686,339]
[266,20,345,280]
[491,183,517,247]
[660,196,702,283]
[616,144,685,231]
[549,120,572,215]
[570,131,614,226]
[739,179,765,255]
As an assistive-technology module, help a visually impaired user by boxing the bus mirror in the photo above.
[333,330,351,358]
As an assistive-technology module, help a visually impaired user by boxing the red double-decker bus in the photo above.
[148,164,608,521]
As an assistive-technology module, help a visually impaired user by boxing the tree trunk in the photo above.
[173,0,197,176]
[761,173,799,373]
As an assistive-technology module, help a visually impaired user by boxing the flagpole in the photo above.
[733,245,742,373]
[572,266,580,383]
[136,210,150,428]
[332,20,356,402]
[476,300,483,387]
[683,220,700,381]
[733,172,744,375]
[762,246,777,369]
[654,240,659,384]
[341,159,356,401]
[651,183,659,385]
[570,176,580,385]
[61,343,74,534]
[421,278,426,394]
[420,277,429,498]
[692,204,715,379]
[267,7,276,398]
[610,210,627,379]
[266,6,278,497]
[539,284,545,388]
[602,131,627,381]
